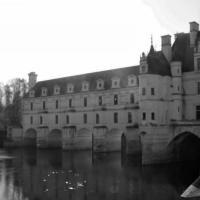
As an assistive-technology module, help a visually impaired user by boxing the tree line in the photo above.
[0,78,28,129]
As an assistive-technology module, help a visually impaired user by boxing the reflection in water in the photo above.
[0,149,199,200]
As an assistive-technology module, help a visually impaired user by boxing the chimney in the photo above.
[190,21,199,47]
[161,35,172,62]
[28,72,37,89]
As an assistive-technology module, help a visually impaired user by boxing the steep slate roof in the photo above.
[26,31,199,98]
[146,46,171,76]
[172,33,195,72]
[27,66,140,97]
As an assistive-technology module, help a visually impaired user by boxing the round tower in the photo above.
[170,61,183,121]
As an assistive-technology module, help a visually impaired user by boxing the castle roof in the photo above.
[26,29,200,98]
[172,32,199,72]
[146,47,171,76]
[27,65,140,97]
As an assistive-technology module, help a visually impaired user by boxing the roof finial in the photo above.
[149,34,155,54]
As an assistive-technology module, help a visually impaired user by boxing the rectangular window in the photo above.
[130,93,135,104]
[128,112,132,123]
[96,113,100,124]
[151,112,155,120]
[197,58,200,71]
[66,115,69,124]
[30,116,33,124]
[30,102,33,111]
[43,101,46,110]
[114,94,118,105]
[56,100,58,109]
[40,116,43,124]
[198,82,200,95]
[84,97,87,107]
[114,112,118,123]
[83,113,87,124]
[142,88,146,96]
[142,112,146,120]
[196,106,200,120]
[69,98,72,108]
[99,96,102,106]
[55,115,58,124]
[151,88,155,95]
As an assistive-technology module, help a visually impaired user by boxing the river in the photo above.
[0,148,199,200]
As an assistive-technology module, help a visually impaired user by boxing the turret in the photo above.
[170,61,183,121]
[28,72,37,89]
[190,21,199,47]
[161,35,172,62]
[139,52,148,74]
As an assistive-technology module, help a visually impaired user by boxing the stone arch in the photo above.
[24,128,37,147]
[77,128,91,137]
[48,129,62,148]
[106,128,122,151]
[168,131,200,162]
[75,128,92,150]
[107,128,122,137]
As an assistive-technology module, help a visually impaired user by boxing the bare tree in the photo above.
[4,84,11,107]
[4,78,28,127]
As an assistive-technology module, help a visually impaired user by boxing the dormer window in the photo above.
[140,63,148,74]
[41,87,47,96]
[97,79,104,90]
[29,90,35,97]
[82,81,89,92]
[128,75,137,86]
[112,77,120,88]
[54,85,60,95]
[67,83,74,93]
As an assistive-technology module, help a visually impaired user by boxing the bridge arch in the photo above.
[48,129,62,148]
[107,128,122,137]
[168,131,200,162]
[77,128,91,137]
[24,128,37,147]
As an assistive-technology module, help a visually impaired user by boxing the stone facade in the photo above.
[17,21,200,164]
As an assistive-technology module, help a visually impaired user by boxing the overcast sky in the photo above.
[0,0,199,83]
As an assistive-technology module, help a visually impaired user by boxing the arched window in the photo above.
[30,102,33,110]
[112,77,120,88]
[54,85,60,95]
[84,97,87,107]
[114,112,118,123]
[42,101,46,110]
[29,90,35,97]
[41,87,47,96]
[130,93,134,104]
[114,94,118,105]
[83,113,87,124]
[66,115,70,124]
[97,79,104,89]
[82,81,89,91]
[67,83,74,93]
[98,96,103,106]
[69,98,72,108]
[128,112,132,123]
[55,115,58,124]
[55,100,58,109]
[96,114,100,124]
[40,116,43,124]
[151,112,155,120]
[142,112,146,120]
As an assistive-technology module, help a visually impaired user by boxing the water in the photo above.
[0,148,199,200]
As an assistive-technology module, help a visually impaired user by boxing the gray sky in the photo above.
[0,0,199,83]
